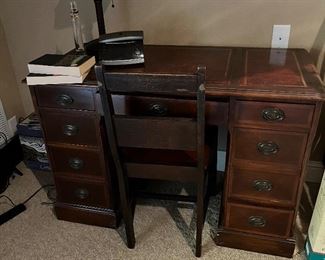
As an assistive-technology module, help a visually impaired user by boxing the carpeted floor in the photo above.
[0,163,308,260]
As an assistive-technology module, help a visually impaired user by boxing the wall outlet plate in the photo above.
[272,25,291,49]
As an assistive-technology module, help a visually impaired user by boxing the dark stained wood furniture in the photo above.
[96,65,209,257]
[28,44,325,258]
[29,81,119,228]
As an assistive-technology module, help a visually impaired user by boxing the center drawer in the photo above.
[40,109,100,146]
[112,95,229,126]
[233,128,308,169]
[225,203,293,238]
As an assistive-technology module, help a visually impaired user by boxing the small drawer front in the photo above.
[226,203,293,237]
[55,177,110,208]
[35,86,95,110]
[233,128,307,167]
[113,95,229,126]
[234,101,314,130]
[229,167,299,207]
[48,145,104,177]
[40,110,99,146]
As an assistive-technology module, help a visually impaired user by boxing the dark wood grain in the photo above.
[96,64,209,257]
[126,163,198,182]
[233,128,308,170]
[55,176,112,208]
[214,230,295,258]
[55,202,119,228]
[113,95,229,126]
[40,109,100,146]
[228,167,299,207]
[225,203,294,237]
[28,44,325,258]
[47,144,105,179]
[233,100,314,131]
[35,85,96,110]
[114,116,197,150]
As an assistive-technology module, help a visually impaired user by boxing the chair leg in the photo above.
[195,176,205,257]
[116,169,136,248]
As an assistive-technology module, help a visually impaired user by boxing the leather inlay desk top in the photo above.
[83,45,325,101]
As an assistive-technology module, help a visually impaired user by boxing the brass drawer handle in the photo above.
[63,124,79,136]
[253,180,273,192]
[261,107,285,121]
[56,94,74,106]
[74,188,89,200]
[257,141,279,155]
[248,216,266,228]
[149,103,168,116]
[69,157,84,170]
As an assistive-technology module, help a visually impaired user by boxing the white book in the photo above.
[26,70,90,85]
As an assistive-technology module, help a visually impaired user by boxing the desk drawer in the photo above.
[55,177,110,208]
[234,101,314,131]
[233,128,307,167]
[226,203,293,237]
[35,86,95,111]
[48,145,104,178]
[113,95,229,126]
[229,167,299,207]
[40,110,100,146]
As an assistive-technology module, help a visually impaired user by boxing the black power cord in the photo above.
[0,184,54,225]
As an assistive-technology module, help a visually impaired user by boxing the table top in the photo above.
[83,44,325,101]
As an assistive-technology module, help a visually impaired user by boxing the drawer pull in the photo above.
[257,141,279,155]
[262,108,285,121]
[149,103,168,116]
[248,216,266,228]
[69,157,84,170]
[74,188,89,199]
[63,124,79,136]
[253,180,273,192]
[56,94,74,106]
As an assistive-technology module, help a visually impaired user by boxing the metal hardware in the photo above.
[56,94,74,106]
[248,216,266,227]
[257,141,279,155]
[63,124,79,136]
[69,157,84,170]
[148,103,168,116]
[261,107,285,121]
[74,188,89,199]
[253,180,273,192]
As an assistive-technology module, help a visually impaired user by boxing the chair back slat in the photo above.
[126,163,198,183]
[105,73,198,94]
[114,116,197,151]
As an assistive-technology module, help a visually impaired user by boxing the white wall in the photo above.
[0,17,24,119]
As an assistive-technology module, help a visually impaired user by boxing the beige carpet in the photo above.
[0,163,307,260]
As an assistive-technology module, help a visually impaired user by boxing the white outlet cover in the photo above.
[272,25,291,49]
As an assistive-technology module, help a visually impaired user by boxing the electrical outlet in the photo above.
[271,25,291,49]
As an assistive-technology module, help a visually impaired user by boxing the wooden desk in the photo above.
[29,45,325,257]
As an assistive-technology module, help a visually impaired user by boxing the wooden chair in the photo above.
[95,65,209,257]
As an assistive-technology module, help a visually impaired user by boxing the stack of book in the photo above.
[26,53,96,85]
